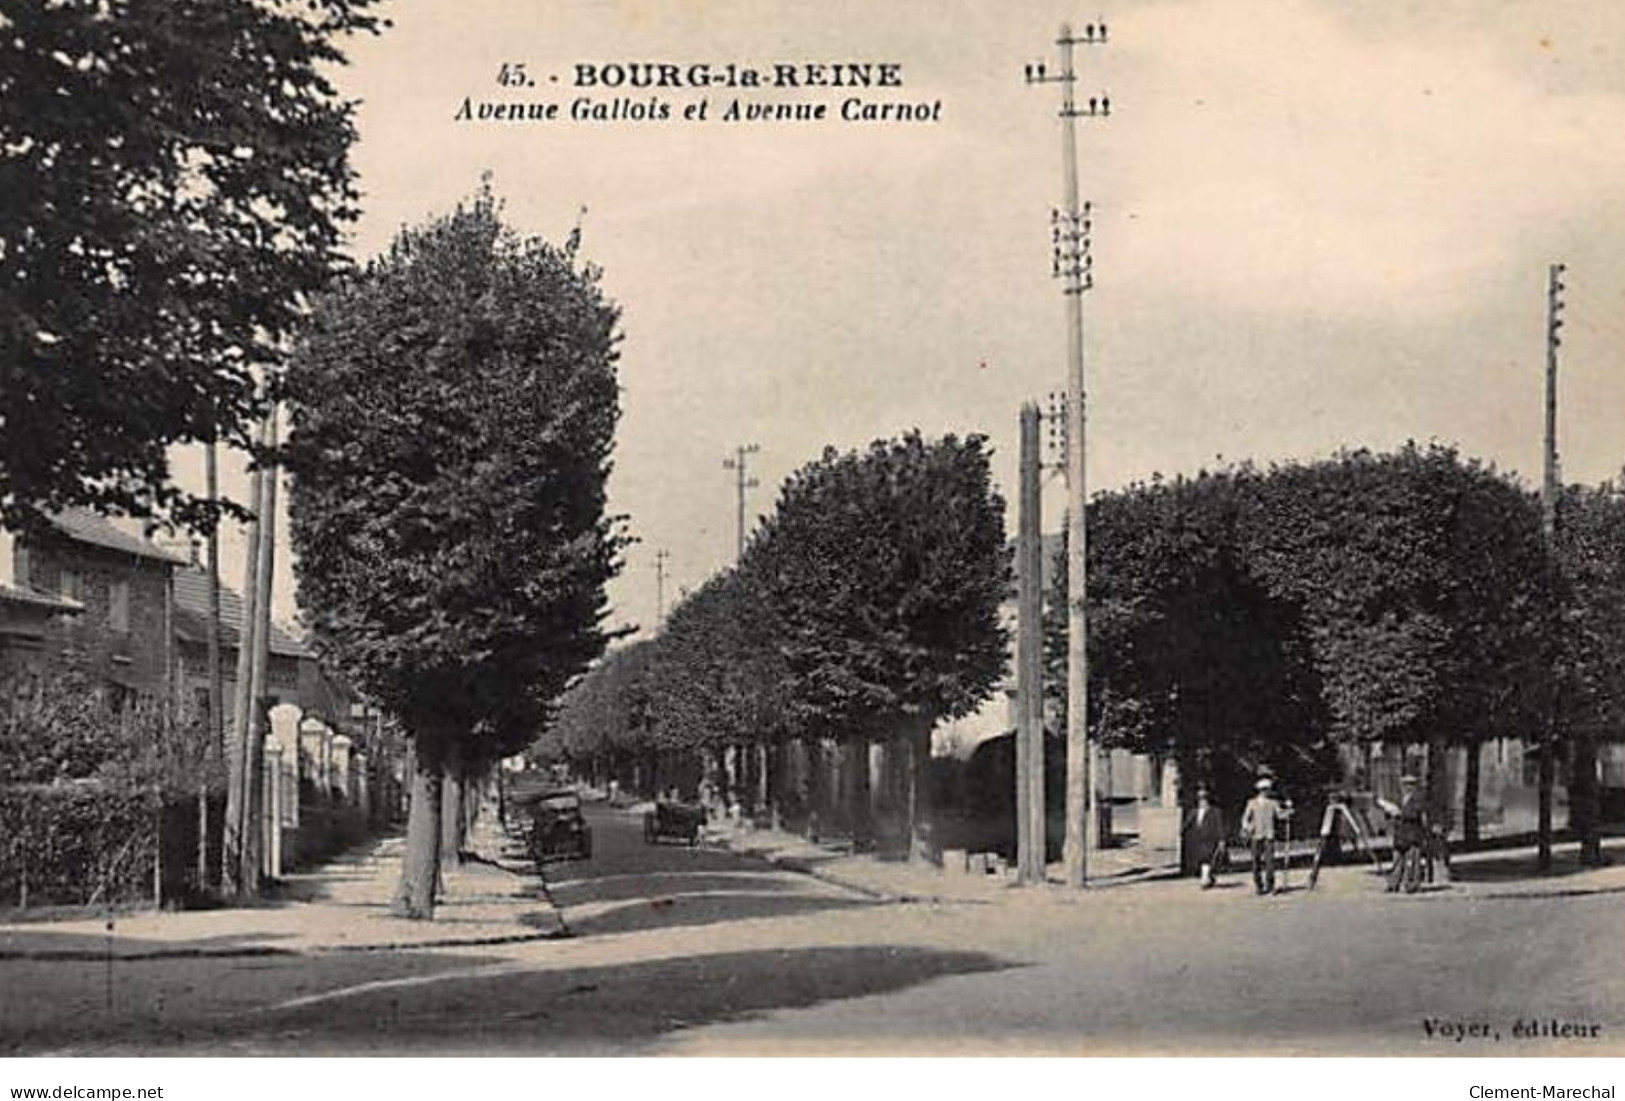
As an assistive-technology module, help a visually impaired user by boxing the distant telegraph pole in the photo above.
[1027,20,1109,888]
[724,444,760,563]
[654,548,671,628]
[1538,261,1566,873]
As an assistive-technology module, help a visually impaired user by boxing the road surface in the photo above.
[2,805,1621,1055]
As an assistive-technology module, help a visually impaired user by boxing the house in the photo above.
[0,582,83,682]
[10,508,189,707]
[170,562,312,729]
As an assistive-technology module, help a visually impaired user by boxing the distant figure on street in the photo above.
[1377,774,1429,893]
[1240,777,1287,895]
[1184,785,1227,889]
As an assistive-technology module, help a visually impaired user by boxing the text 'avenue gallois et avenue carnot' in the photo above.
[452,59,944,125]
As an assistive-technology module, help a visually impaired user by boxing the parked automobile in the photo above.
[522,788,592,863]
[643,799,706,846]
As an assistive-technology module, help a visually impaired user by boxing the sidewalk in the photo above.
[707,815,1625,906]
[0,812,563,961]
[705,817,1175,905]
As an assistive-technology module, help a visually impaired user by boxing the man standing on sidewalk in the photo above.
[1377,774,1429,894]
[1241,777,1286,895]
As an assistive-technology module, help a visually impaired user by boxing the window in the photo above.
[59,569,81,602]
[104,682,134,715]
[109,579,129,632]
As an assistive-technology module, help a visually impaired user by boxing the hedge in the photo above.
[0,782,160,908]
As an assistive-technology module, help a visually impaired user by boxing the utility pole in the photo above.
[201,430,224,890]
[724,444,760,563]
[1538,262,1565,873]
[246,409,278,890]
[1027,20,1109,888]
[654,548,671,628]
[224,433,264,894]
[1016,403,1045,884]
[223,404,278,895]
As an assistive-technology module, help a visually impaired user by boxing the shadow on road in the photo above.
[564,892,877,936]
[0,927,301,961]
[237,944,1019,1054]
[547,870,806,907]
[0,947,504,1055]
[1448,851,1608,883]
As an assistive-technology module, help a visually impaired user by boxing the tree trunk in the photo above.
[738,741,756,817]
[395,757,443,920]
[440,742,465,872]
[766,742,781,832]
[1463,739,1481,844]
[908,719,934,863]
[756,743,770,823]
[1425,734,1448,832]
[1537,737,1554,873]
[843,732,872,848]
[805,739,824,841]
[1572,731,1603,865]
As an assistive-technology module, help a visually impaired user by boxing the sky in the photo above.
[171,0,1625,640]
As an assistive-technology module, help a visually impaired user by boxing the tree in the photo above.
[543,641,659,790]
[1045,446,1555,840]
[284,185,625,918]
[1555,480,1625,864]
[0,0,381,532]
[749,432,1009,856]
[644,568,794,811]
[1241,446,1552,827]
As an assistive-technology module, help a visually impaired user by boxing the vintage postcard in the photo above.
[2,0,1625,1078]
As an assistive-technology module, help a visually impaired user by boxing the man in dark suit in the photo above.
[1184,785,1227,889]
[1379,773,1429,893]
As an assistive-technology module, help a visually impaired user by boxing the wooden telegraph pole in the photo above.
[1538,262,1565,873]
[223,443,264,893]
[1016,403,1045,884]
[724,445,760,563]
[200,432,224,889]
[1027,21,1109,887]
[245,407,279,890]
[223,404,279,895]
[653,548,670,628]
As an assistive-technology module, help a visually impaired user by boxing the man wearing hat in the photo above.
[1378,774,1430,894]
[1240,776,1287,895]
[1183,785,1227,889]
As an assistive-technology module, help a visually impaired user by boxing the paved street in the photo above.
[3,806,1624,1056]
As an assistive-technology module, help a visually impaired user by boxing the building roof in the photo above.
[0,582,83,613]
[172,566,312,659]
[45,509,189,565]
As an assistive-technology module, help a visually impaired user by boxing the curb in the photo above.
[0,927,572,964]
[0,832,569,963]
[714,832,1173,905]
